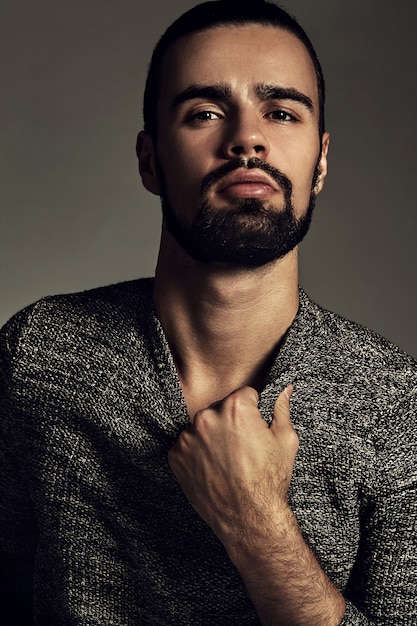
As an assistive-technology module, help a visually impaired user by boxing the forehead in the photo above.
[158,24,318,105]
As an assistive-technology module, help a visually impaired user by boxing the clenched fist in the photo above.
[168,385,298,545]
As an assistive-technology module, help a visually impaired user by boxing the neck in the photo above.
[153,231,299,414]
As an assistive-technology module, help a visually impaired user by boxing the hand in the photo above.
[168,385,298,544]
[169,388,346,624]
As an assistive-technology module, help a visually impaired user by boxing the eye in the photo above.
[188,109,222,123]
[266,109,297,123]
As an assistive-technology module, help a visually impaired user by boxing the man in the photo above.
[0,1,416,624]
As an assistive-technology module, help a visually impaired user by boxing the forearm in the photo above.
[221,504,346,626]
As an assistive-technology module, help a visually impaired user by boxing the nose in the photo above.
[222,110,270,160]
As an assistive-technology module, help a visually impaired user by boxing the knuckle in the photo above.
[225,386,258,412]
[171,427,192,455]
[222,392,240,414]
[239,385,259,405]
[193,408,210,428]
[287,427,299,450]
[193,407,206,421]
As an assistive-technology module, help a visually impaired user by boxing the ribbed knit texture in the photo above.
[0,278,416,625]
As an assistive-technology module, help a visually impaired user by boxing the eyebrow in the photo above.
[256,84,314,112]
[170,84,232,109]
[170,82,314,113]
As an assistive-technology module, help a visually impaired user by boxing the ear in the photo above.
[314,131,330,195]
[136,130,161,196]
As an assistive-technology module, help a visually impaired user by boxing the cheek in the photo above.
[158,134,209,193]
[271,131,321,188]
[293,141,321,183]
[289,160,320,211]
[156,140,207,216]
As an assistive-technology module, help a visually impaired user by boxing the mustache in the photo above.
[199,157,293,201]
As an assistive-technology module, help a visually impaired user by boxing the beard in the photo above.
[158,156,320,268]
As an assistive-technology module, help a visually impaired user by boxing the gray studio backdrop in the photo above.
[1,1,416,357]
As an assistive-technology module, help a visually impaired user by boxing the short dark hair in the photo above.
[143,0,326,139]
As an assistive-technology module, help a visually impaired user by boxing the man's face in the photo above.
[140,24,329,267]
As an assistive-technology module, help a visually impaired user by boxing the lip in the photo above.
[214,169,280,200]
[217,169,279,193]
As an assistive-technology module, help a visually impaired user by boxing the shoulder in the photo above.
[285,293,417,492]
[0,278,155,373]
[297,290,417,387]
[287,291,417,442]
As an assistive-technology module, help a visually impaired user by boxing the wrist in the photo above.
[220,501,297,567]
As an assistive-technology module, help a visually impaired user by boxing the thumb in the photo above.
[271,384,295,433]
[273,385,294,416]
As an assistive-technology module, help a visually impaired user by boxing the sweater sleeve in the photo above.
[340,390,417,625]
[0,312,37,625]
[339,601,374,625]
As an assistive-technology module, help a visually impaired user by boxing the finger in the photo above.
[284,384,294,402]
[209,385,259,410]
[271,385,294,431]
[232,385,259,407]
[189,386,260,426]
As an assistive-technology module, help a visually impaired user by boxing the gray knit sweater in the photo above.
[0,279,416,625]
